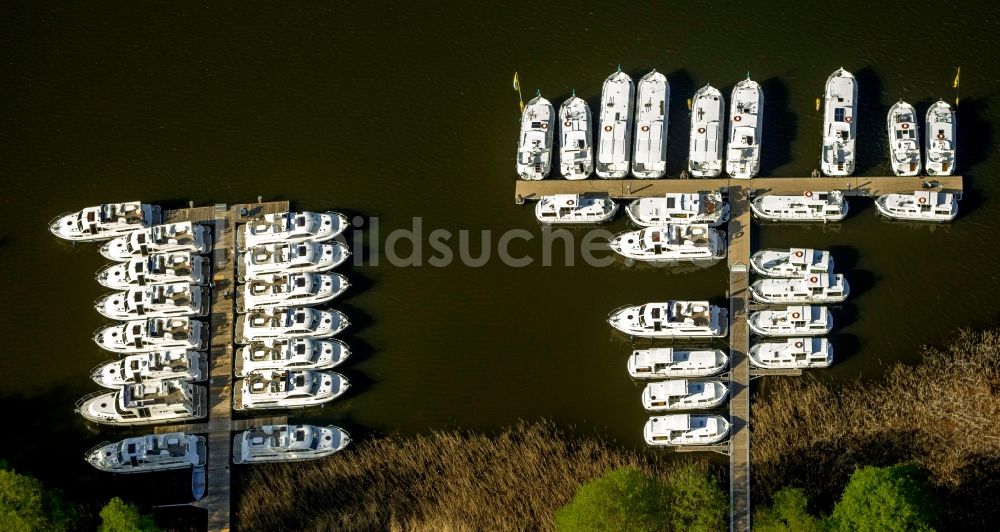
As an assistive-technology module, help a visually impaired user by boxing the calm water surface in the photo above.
[1,1,999,508]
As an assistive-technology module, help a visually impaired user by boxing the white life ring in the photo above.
[734,115,742,122]
[791,312,801,319]
[541,123,548,129]
[901,123,909,130]
[918,196,927,204]
[809,276,818,283]
[604,125,613,132]
[567,199,575,205]
[795,341,804,349]
[698,127,706,134]
[641,125,650,132]
[794,250,804,258]
[804,191,813,198]
[564,120,572,127]
[845,116,852,123]
[937,133,945,140]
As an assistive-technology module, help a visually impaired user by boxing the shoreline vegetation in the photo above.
[751,328,1000,529]
[235,421,723,530]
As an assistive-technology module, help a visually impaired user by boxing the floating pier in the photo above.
[154,200,290,532]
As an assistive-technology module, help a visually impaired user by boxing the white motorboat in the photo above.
[233,425,350,464]
[85,432,206,473]
[748,306,832,337]
[749,337,833,369]
[644,414,730,446]
[641,380,728,412]
[875,190,957,222]
[534,194,618,224]
[49,201,161,242]
[688,84,725,178]
[239,211,349,251]
[821,68,858,176]
[95,282,208,321]
[239,241,350,282]
[726,77,764,179]
[751,274,850,304]
[625,192,730,228]
[925,100,957,176]
[91,350,207,388]
[608,224,725,265]
[75,379,207,425]
[239,273,348,312]
[608,301,728,338]
[627,348,729,379]
[887,100,921,176]
[595,68,635,178]
[100,222,211,262]
[559,94,593,179]
[751,191,848,222]
[632,70,669,178]
[750,248,834,279]
[516,93,555,180]
[235,338,350,377]
[236,307,348,343]
[97,252,207,290]
[234,370,349,411]
[94,317,208,354]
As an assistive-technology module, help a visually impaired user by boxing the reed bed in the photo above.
[236,421,711,531]
[752,328,1000,527]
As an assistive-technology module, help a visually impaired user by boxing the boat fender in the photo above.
[698,127,705,134]
[809,276,818,283]
[901,123,909,130]
[845,116,852,123]
[795,341,804,348]
[791,312,800,319]
[564,120,572,127]
[794,250,804,258]
[804,191,813,198]
[604,125,613,132]
[918,196,927,204]
[937,133,945,139]
[734,115,741,122]
[641,125,649,132]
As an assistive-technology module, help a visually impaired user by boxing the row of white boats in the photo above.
[517,67,957,180]
[51,202,357,467]
[534,187,957,227]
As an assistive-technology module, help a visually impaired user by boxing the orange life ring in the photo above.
[918,196,927,204]
[937,133,945,140]
[809,276,818,283]
[641,125,650,132]
[604,125,613,132]
[804,191,813,198]
[564,120,572,127]
[901,123,909,130]
[795,341,804,349]
[541,123,548,129]
[791,312,800,319]
[698,127,706,134]
[567,199,575,205]
[734,115,742,122]
[845,116,852,123]
[794,250,804,258]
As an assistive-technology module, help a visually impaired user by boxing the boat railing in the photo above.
[84,441,113,457]
[74,390,111,410]
[47,212,75,230]
[608,303,636,318]
[88,360,114,379]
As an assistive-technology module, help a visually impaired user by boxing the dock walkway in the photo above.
[726,186,752,532]
[157,201,290,532]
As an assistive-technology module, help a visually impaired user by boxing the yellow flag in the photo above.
[953,67,960,88]
[519,100,525,113]
[513,72,520,92]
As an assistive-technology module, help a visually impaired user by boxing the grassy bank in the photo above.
[236,421,717,530]
[752,328,1000,528]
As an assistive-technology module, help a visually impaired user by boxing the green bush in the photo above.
[827,463,937,532]
[98,497,159,532]
[0,467,75,531]
[753,487,823,532]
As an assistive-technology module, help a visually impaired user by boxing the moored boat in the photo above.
[750,248,834,279]
[239,272,349,312]
[239,211,348,251]
[559,94,593,179]
[688,84,725,178]
[925,100,957,176]
[235,338,350,377]
[748,305,832,337]
[91,350,207,388]
[516,93,555,180]
[751,191,848,222]
[95,282,208,320]
[608,224,725,265]
[875,190,957,222]
[235,307,348,343]
[726,77,763,179]
[596,68,635,178]
[100,222,210,262]
[94,317,209,354]
[749,337,833,369]
[85,432,205,473]
[233,425,350,464]
[821,68,858,176]
[644,414,730,446]
[534,194,617,224]
[97,252,207,290]
[234,370,349,411]
[627,348,729,379]
[750,274,850,304]
[75,379,207,425]
[625,192,729,228]
[608,301,728,338]
[641,380,728,412]
[887,100,921,176]
[239,241,350,282]
[49,201,161,242]
[632,70,669,178]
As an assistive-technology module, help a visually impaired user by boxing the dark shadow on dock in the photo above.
[759,77,797,175]
[854,67,888,175]
[666,69,696,176]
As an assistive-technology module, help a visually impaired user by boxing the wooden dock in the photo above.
[513,175,964,201]
[726,186,752,532]
[157,201,290,532]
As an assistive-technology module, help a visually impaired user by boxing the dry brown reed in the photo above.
[235,420,713,531]
[751,328,1000,527]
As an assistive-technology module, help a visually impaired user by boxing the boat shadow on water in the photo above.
[853,66,889,175]
[666,69,697,177]
[759,76,798,176]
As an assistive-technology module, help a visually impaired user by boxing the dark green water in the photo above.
[1,0,999,512]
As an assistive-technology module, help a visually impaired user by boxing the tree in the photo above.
[554,465,726,532]
[753,487,823,532]
[98,497,160,532]
[0,467,75,531]
[827,463,937,532]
